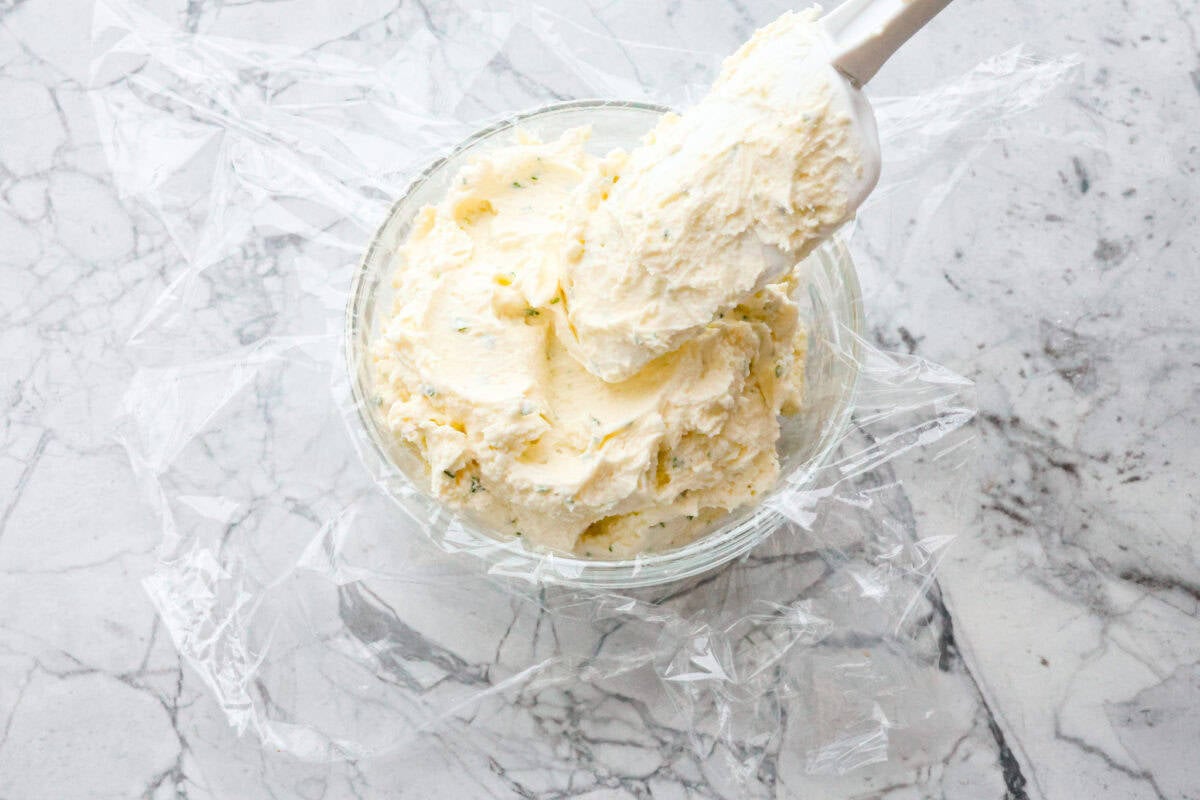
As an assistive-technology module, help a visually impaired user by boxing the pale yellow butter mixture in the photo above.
[370,11,865,557]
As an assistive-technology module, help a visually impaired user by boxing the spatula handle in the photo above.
[823,0,953,86]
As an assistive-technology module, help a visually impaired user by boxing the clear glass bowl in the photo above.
[345,100,864,589]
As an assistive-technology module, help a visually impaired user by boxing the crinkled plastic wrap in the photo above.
[91,0,1079,782]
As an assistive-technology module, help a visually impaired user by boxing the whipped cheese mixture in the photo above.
[371,9,864,557]
[560,10,868,382]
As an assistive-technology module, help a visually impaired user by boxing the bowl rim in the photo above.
[345,99,865,589]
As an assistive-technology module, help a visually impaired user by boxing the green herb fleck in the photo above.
[535,485,550,494]
[589,415,601,426]
[443,469,456,479]
[671,457,684,469]
[372,395,384,407]
[514,531,523,537]
[608,544,614,552]
[512,181,523,189]
[530,175,539,182]
[470,476,484,493]
[525,307,540,317]
[655,521,666,528]
[550,296,560,304]
[775,364,784,378]
[741,314,750,321]
[686,514,696,520]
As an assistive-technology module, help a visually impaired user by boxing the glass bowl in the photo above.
[345,100,864,589]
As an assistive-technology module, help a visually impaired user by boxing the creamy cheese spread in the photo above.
[560,10,866,382]
[370,10,864,557]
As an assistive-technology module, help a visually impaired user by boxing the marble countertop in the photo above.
[2,0,1198,797]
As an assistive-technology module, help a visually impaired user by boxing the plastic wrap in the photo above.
[92,0,1079,782]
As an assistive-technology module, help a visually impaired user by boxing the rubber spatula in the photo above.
[564,1,956,383]
[821,0,955,208]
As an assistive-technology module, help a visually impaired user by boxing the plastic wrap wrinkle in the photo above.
[93,0,1078,780]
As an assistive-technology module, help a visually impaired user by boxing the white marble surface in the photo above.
[1,0,1198,798]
